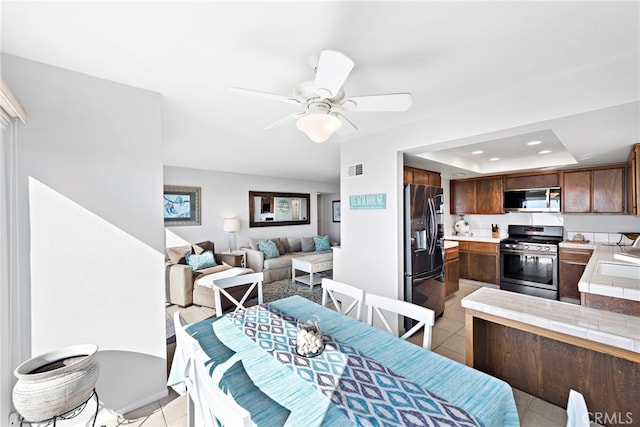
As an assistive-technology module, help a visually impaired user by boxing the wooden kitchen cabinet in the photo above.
[450,177,503,215]
[504,172,560,190]
[403,166,441,187]
[444,245,460,297]
[558,247,593,303]
[627,143,639,215]
[562,165,625,214]
[457,241,499,285]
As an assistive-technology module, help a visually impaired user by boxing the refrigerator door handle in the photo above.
[427,198,436,255]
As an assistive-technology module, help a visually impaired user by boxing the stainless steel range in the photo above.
[500,225,564,300]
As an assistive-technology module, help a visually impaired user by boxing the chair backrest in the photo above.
[365,293,435,349]
[321,278,364,321]
[212,272,264,317]
[566,389,590,427]
[192,345,255,427]
[173,312,208,427]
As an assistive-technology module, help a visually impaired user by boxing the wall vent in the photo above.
[347,163,364,177]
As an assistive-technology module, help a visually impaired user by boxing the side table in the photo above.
[217,250,246,268]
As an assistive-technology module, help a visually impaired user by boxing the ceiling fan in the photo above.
[229,50,413,143]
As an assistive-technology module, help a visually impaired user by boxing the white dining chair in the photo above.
[366,293,435,349]
[566,389,590,427]
[173,312,204,427]
[321,278,365,321]
[192,345,255,427]
[212,272,264,317]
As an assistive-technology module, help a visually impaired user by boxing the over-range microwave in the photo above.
[503,188,561,213]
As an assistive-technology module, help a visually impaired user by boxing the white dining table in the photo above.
[168,295,519,426]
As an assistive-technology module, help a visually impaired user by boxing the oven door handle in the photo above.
[500,249,557,257]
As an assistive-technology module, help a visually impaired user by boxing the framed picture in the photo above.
[163,185,201,226]
[332,200,341,222]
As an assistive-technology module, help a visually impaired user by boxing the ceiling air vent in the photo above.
[347,163,364,177]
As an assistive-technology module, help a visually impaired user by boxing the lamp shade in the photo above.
[296,112,342,143]
[223,218,240,232]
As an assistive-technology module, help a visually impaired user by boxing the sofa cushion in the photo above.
[301,236,315,252]
[263,253,298,270]
[314,235,331,251]
[248,238,260,251]
[185,251,217,271]
[288,238,302,252]
[280,237,291,253]
[166,245,192,265]
[273,238,286,255]
[192,240,214,254]
[258,239,280,259]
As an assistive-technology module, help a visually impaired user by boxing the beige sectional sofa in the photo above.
[242,236,333,283]
[165,240,254,309]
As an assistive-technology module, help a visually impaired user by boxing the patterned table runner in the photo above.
[225,304,481,427]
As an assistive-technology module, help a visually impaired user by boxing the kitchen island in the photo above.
[461,287,639,425]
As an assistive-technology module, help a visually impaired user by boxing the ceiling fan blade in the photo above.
[341,93,413,112]
[314,50,355,99]
[228,87,301,106]
[335,112,357,136]
[264,112,304,130]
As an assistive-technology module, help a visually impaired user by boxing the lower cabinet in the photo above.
[559,247,593,302]
[444,246,459,297]
[457,241,500,285]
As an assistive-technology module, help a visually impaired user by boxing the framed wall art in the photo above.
[332,200,341,222]
[163,185,201,226]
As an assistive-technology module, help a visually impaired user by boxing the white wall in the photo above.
[3,54,167,419]
[163,166,339,249]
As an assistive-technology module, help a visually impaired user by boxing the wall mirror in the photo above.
[249,191,310,227]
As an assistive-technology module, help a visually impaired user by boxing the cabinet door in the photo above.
[444,247,460,297]
[593,167,624,213]
[403,168,414,186]
[467,252,498,284]
[504,173,560,190]
[450,180,476,214]
[559,248,592,301]
[458,248,469,279]
[563,170,592,213]
[475,178,503,214]
[628,148,637,215]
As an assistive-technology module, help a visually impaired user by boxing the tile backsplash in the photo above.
[565,231,635,245]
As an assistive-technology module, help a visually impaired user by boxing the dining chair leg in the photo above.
[187,392,196,427]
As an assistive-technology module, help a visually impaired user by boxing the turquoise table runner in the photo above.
[224,303,481,427]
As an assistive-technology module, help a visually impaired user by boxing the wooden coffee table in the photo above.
[291,254,333,289]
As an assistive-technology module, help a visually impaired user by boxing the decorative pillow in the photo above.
[192,240,214,255]
[273,238,286,255]
[258,240,280,259]
[288,237,302,252]
[314,235,331,251]
[166,245,192,265]
[301,236,316,252]
[248,238,260,251]
[185,250,217,271]
[280,237,291,253]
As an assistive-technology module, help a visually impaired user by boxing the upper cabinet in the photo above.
[562,166,625,214]
[503,172,560,190]
[450,177,503,214]
[403,166,442,187]
[628,143,640,216]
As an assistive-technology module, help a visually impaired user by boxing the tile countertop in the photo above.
[573,243,640,301]
[444,235,502,244]
[462,287,640,353]
[443,240,459,249]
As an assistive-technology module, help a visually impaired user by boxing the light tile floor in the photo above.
[102,281,572,426]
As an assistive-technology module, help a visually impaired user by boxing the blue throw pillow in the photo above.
[185,251,217,271]
[258,239,280,259]
[314,235,331,251]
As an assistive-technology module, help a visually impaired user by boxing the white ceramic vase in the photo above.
[13,344,100,422]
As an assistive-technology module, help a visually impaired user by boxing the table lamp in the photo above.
[223,218,240,252]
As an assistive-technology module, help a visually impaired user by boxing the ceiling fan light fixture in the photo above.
[296,112,342,143]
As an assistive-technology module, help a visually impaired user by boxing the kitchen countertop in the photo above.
[576,244,640,301]
[445,235,502,244]
[443,240,459,249]
[462,287,640,353]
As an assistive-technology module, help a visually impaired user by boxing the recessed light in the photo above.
[527,140,542,146]
[489,157,500,161]
[471,150,484,155]
[539,150,552,154]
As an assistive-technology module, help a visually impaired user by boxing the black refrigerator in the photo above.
[404,184,445,322]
